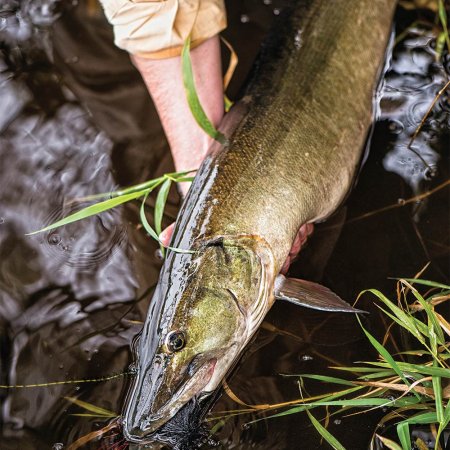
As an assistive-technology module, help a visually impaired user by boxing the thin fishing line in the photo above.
[0,370,135,389]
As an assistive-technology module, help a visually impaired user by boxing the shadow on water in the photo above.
[0,1,448,449]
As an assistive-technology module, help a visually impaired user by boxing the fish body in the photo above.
[124,0,397,442]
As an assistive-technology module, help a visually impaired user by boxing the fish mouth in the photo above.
[123,357,217,443]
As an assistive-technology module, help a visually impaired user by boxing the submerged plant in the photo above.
[216,278,450,450]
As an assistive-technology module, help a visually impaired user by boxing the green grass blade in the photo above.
[181,37,226,143]
[400,280,445,346]
[445,399,450,423]
[396,421,411,450]
[140,193,195,255]
[224,95,233,112]
[438,0,450,53]
[436,32,446,59]
[305,397,421,408]
[397,279,450,290]
[332,366,393,374]
[374,304,428,345]
[155,178,171,236]
[71,413,117,418]
[140,194,160,243]
[432,373,444,423]
[173,176,195,183]
[250,386,365,423]
[363,289,427,342]
[361,361,450,378]
[111,178,163,198]
[357,316,413,391]
[297,375,356,386]
[28,191,146,235]
[306,409,346,450]
[64,397,117,417]
[404,411,438,425]
[358,370,397,380]
[364,289,421,334]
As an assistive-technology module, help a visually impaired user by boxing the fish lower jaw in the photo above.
[123,358,218,441]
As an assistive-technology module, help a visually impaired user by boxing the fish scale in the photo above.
[171,0,396,269]
[123,0,397,443]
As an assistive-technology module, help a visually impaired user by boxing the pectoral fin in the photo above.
[274,275,365,313]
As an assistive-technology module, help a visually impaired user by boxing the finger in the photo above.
[159,222,175,247]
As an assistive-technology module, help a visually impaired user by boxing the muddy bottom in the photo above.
[0,1,448,449]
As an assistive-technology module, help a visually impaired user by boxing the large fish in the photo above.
[123,0,396,442]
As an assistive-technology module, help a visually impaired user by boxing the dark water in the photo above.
[0,1,448,449]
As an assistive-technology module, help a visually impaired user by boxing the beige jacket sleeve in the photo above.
[98,0,227,59]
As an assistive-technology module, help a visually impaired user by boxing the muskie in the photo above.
[124,0,396,441]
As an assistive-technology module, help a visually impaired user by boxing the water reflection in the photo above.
[381,31,448,213]
[0,1,448,449]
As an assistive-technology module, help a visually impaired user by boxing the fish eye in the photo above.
[165,331,186,353]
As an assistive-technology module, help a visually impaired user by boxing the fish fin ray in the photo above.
[274,275,365,313]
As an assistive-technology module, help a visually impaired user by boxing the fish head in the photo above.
[123,235,275,442]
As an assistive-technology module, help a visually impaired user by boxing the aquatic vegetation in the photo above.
[181,37,225,143]
[437,0,450,58]
[398,0,449,59]
[28,170,195,253]
[218,278,450,450]
[65,396,117,419]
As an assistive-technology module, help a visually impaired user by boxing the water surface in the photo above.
[0,1,448,449]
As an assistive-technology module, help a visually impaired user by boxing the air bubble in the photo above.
[388,120,404,134]
[52,444,64,450]
[48,234,61,245]
[273,8,280,15]
[301,354,313,361]
[240,14,250,23]
[423,165,437,180]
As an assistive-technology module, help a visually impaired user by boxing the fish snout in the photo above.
[122,420,150,443]
[122,414,164,443]
[123,355,218,442]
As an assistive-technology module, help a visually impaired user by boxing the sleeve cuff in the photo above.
[99,0,227,59]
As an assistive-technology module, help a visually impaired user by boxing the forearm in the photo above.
[132,36,224,194]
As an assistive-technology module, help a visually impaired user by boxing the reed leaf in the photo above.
[357,316,414,392]
[155,178,172,236]
[140,194,160,243]
[64,397,117,418]
[397,279,450,290]
[396,421,411,450]
[28,191,145,235]
[438,0,450,53]
[306,409,346,450]
[296,375,356,386]
[181,37,225,143]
